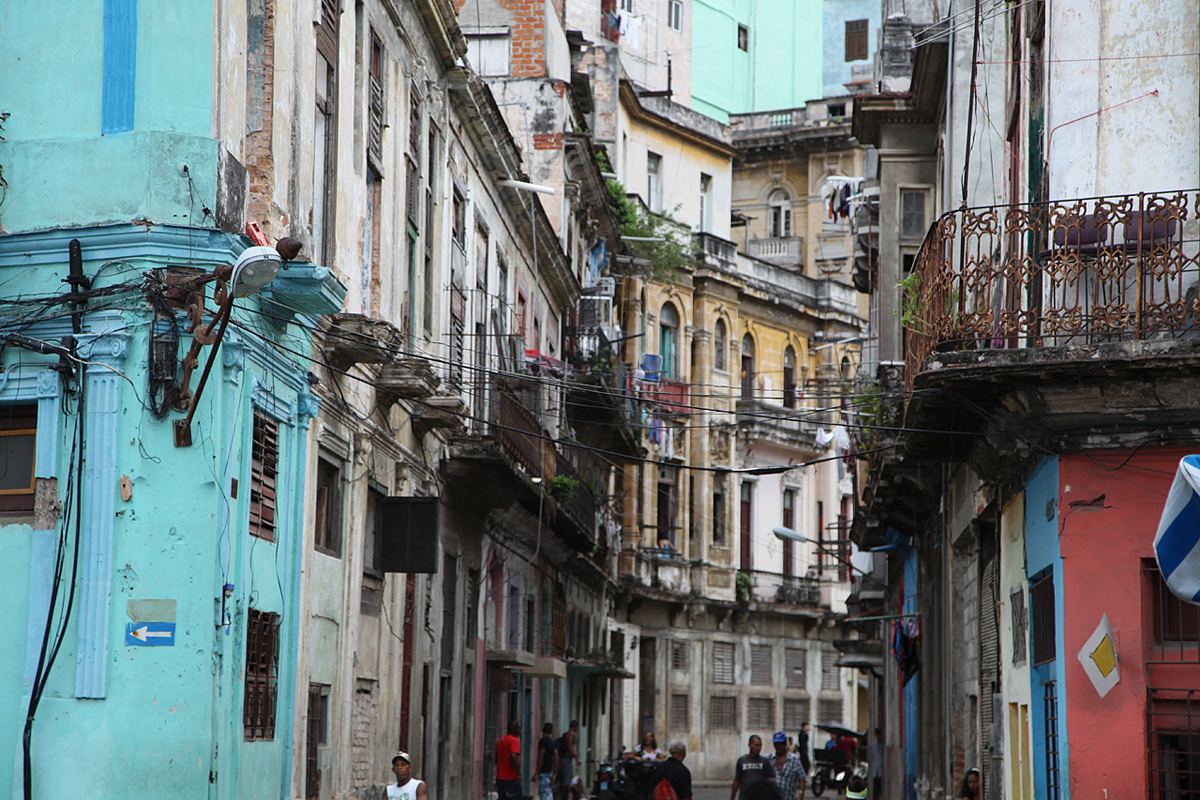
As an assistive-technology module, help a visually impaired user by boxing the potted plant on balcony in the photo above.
[735,570,752,604]
[551,474,581,504]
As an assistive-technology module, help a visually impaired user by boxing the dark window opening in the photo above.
[0,404,37,520]
[737,24,749,51]
[245,608,281,740]
[314,457,342,556]
[305,683,330,798]
[1030,572,1056,666]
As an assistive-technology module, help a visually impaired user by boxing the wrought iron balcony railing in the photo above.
[905,189,1200,392]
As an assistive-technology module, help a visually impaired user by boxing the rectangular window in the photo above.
[305,683,330,798]
[668,0,683,31]
[363,486,386,576]
[368,32,385,168]
[748,697,775,729]
[465,33,512,76]
[314,457,342,556]
[244,608,281,740]
[784,697,810,730]
[818,697,843,724]
[314,52,337,267]
[782,489,796,576]
[1147,687,1200,800]
[845,19,869,61]
[737,24,749,51]
[699,173,713,232]
[1030,572,1056,665]
[751,645,772,685]
[671,692,689,729]
[0,404,37,519]
[712,642,735,683]
[409,90,421,155]
[821,649,840,691]
[785,647,806,688]
[249,413,279,541]
[646,152,662,213]
[711,696,737,731]
[672,640,689,670]
[712,487,726,546]
[1147,561,1200,647]
[657,465,678,546]
[621,0,634,11]
[900,189,927,239]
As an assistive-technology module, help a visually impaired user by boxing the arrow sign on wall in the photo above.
[125,622,176,646]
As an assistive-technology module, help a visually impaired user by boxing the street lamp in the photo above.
[174,245,285,446]
[773,525,868,578]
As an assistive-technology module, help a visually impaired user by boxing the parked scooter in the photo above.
[809,754,867,797]
[592,759,618,800]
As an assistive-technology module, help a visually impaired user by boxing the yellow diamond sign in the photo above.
[1077,613,1119,698]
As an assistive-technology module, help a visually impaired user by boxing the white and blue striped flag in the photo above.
[1154,455,1200,604]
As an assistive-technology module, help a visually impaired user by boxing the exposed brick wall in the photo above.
[245,0,276,236]
[532,132,563,150]
[453,0,547,77]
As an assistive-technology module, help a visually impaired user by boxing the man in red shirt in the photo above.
[496,721,523,800]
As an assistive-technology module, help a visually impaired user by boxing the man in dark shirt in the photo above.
[730,735,776,800]
[650,739,692,800]
[535,722,559,800]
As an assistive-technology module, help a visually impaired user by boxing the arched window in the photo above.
[714,318,727,371]
[660,303,679,379]
[783,346,797,408]
[741,334,755,399]
[768,189,792,238]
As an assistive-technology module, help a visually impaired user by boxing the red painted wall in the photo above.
[1059,447,1200,798]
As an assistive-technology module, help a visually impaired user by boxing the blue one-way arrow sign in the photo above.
[125,622,176,646]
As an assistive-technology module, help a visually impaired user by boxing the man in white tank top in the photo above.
[384,752,428,800]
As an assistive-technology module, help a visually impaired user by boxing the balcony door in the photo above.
[740,482,753,571]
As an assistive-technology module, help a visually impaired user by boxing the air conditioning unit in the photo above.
[597,277,616,296]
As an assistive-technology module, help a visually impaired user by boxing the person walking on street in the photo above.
[383,752,428,800]
[636,731,665,800]
[496,721,523,800]
[557,720,580,800]
[650,739,693,800]
[796,723,811,780]
[536,722,559,800]
[730,735,776,800]
[770,732,805,800]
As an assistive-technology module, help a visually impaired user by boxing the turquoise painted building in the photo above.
[0,3,343,798]
[690,0,878,121]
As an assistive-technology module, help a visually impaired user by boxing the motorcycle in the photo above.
[593,753,640,800]
[809,752,868,797]
[592,758,618,800]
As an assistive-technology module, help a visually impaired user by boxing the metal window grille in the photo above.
[671,693,690,730]
[245,609,281,740]
[1010,588,1027,664]
[249,413,279,541]
[1145,560,1200,663]
[306,683,329,797]
[785,648,806,688]
[1030,573,1056,666]
[1147,687,1200,799]
[1043,681,1061,800]
[672,640,688,670]
[713,642,734,683]
[711,696,737,731]
[751,645,772,685]
[748,697,775,729]
[818,697,843,724]
[820,649,839,691]
[784,698,810,730]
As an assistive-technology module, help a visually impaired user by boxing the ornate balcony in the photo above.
[905,188,1200,392]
